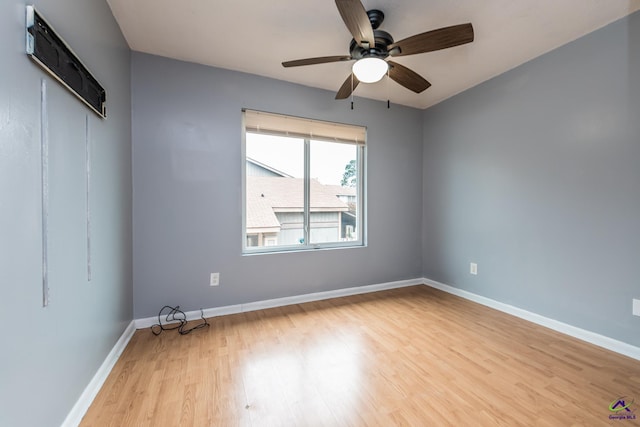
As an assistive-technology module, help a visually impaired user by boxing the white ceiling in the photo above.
[106,0,640,109]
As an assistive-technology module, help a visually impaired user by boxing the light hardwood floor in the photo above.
[81,286,640,426]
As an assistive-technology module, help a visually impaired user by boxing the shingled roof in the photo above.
[246,176,349,232]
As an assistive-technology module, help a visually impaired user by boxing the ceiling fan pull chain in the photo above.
[387,68,390,109]
[350,73,354,110]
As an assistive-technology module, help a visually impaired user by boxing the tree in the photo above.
[340,159,357,187]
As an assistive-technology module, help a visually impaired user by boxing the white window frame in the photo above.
[241,109,366,255]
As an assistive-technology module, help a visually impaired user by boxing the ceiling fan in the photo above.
[282,0,474,100]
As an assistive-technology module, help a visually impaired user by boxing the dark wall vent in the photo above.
[26,5,106,118]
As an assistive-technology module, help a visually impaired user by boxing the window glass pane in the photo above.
[309,140,359,244]
[246,133,304,248]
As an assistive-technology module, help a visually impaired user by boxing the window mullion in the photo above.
[357,145,364,242]
[303,138,310,246]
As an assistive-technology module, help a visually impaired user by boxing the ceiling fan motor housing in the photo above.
[349,29,394,60]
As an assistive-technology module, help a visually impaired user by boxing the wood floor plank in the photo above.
[81,286,640,426]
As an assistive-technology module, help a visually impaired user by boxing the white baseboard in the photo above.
[423,278,640,361]
[61,320,136,427]
[135,278,424,329]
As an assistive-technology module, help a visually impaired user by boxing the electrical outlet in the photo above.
[633,299,640,317]
[210,272,220,287]
[470,262,478,275]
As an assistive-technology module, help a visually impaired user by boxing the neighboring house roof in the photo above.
[323,184,356,197]
[246,176,350,233]
[246,157,293,178]
[246,196,281,233]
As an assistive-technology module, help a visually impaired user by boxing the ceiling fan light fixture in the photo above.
[352,57,388,83]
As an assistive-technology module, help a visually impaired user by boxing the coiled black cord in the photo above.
[151,305,209,336]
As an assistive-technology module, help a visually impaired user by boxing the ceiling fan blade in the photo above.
[335,0,375,48]
[387,61,431,93]
[335,73,360,99]
[389,23,474,57]
[282,56,352,68]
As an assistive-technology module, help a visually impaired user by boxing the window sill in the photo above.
[242,242,366,256]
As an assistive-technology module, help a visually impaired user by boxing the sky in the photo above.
[246,133,357,186]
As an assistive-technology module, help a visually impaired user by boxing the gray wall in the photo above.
[132,52,424,318]
[422,12,640,346]
[0,1,132,426]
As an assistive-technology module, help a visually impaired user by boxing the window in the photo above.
[242,109,366,253]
